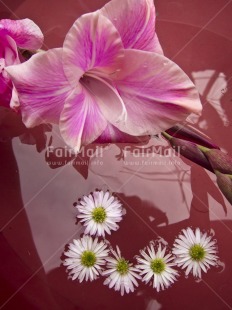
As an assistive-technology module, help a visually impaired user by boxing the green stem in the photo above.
[161,131,172,141]
[197,144,210,153]
[226,174,232,180]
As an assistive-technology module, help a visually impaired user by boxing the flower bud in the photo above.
[215,171,232,205]
[166,125,220,150]
[203,149,232,175]
[166,136,213,172]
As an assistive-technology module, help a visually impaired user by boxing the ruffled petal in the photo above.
[9,86,20,109]
[0,34,19,66]
[6,48,72,127]
[100,0,163,53]
[95,123,150,144]
[63,11,124,86]
[0,56,12,99]
[0,19,44,50]
[80,75,127,127]
[113,49,202,136]
[59,85,108,152]
[0,35,19,106]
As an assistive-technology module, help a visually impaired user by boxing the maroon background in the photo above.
[0,1,232,309]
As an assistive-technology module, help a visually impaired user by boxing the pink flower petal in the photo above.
[59,85,108,153]
[113,49,202,136]
[6,48,72,127]
[95,123,150,144]
[9,86,20,110]
[0,19,44,50]
[60,73,129,152]
[0,57,11,94]
[80,75,127,128]
[0,35,19,66]
[63,11,124,86]
[0,35,19,106]
[100,0,163,53]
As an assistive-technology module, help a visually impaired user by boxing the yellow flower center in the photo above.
[81,250,96,267]
[92,206,106,223]
[150,258,166,274]
[116,258,129,275]
[189,244,205,261]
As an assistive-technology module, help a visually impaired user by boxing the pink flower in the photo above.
[0,18,43,107]
[7,0,202,152]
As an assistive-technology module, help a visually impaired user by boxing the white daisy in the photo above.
[136,242,178,292]
[172,227,218,278]
[76,190,123,237]
[63,235,109,282]
[102,246,141,296]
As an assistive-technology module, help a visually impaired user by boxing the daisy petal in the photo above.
[172,228,219,278]
[114,49,202,136]
[76,191,123,236]
[103,246,140,295]
[0,18,43,50]
[63,11,124,86]
[100,0,163,53]
[63,236,109,283]
[6,48,71,127]
[136,243,178,292]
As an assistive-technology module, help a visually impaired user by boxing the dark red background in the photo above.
[0,1,232,309]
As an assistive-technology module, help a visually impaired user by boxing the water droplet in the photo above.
[113,17,117,22]
[143,63,148,68]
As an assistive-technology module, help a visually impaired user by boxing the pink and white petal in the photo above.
[0,35,19,107]
[9,86,20,110]
[100,0,163,53]
[0,35,20,67]
[80,75,127,127]
[113,49,202,136]
[153,33,163,55]
[63,11,124,86]
[59,85,108,153]
[6,48,72,127]
[95,123,150,144]
[0,63,12,96]
[0,19,43,50]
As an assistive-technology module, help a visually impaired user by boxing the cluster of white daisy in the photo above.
[63,191,219,296]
